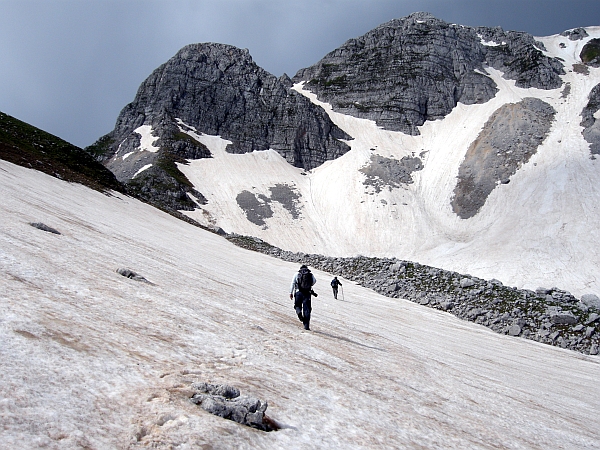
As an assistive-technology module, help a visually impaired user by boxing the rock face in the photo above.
[87,43,350,211]
[580,83,600,156]
[452,98,556,218]
[293,12,564,135]
[580,38,600,67]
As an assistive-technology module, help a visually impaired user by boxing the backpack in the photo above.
[331,278,339,288]
[297,267,313,292]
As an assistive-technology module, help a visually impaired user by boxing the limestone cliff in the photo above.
[293,12,564,135]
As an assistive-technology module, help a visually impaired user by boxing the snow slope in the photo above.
[177,28,600,299]
[1,159,600,449]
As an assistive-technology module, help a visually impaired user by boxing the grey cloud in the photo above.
[0,0,598,147]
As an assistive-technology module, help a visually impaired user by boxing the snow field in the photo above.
[1,160,600,448]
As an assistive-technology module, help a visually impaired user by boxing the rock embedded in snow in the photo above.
[190,383,275,432]
[452,98,556,219]
[580,83,600,156]
[116,268,153,284]
[560,27,589,40]
[29,222,61,235]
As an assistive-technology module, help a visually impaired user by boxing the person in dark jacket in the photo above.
[330,276,342,299]
[290,265,316,330]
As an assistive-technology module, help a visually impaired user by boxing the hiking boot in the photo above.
[304,323,310,330]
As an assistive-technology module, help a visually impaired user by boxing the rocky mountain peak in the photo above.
[293,13,564,135]
[88,42,351,211]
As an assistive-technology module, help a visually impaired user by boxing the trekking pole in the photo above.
[341,285,345,301]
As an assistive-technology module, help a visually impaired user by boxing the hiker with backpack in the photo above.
[289,265,316,330]
[330,276,342,299]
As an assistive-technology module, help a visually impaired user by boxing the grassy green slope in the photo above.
[0,112,124,193]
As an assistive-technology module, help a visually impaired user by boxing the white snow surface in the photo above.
[177,29,600,299]
[134,125,160,153]
[133,163,153,178]
[1,160,600,449]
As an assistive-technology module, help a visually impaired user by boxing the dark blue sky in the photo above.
[1,0,599,147]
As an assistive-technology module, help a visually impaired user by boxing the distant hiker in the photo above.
[290,265,316,330]
[331,276,342,299]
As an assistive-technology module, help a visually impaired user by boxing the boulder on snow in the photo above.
[29,222,61,235]
[116,268,153,284]
[190,383,277,431]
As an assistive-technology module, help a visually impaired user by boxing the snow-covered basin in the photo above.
[0,160,599,449]
[178,33,600,299]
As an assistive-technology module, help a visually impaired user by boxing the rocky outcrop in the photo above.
[560,28,589,41]
[87,43,351,212]
[452,98,556,218]
[580,83,600,156]
[227,235,600,356]
[293,12,564,135]
[580,38,600,67]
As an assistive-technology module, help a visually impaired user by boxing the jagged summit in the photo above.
[293,12,564,134]
[87,42,350,210]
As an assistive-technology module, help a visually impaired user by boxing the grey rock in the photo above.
[360,155,423,192]
[192,382,240,399]
[560,28,589,41]
[586,313,600,324]
[89,43,351,212]
[116,268,153,284]
[460,278,476,288]
[390,262,406,273]
[549,331,561,341]
[586,327,596,338]
[550,311,578,325]
[590,344,599,355]
[508,324,522,336]
[190,383,274,431]
[439,301,454,311]
[29,222,61,235]
[293,12,563,135]
[581,294,600,310]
